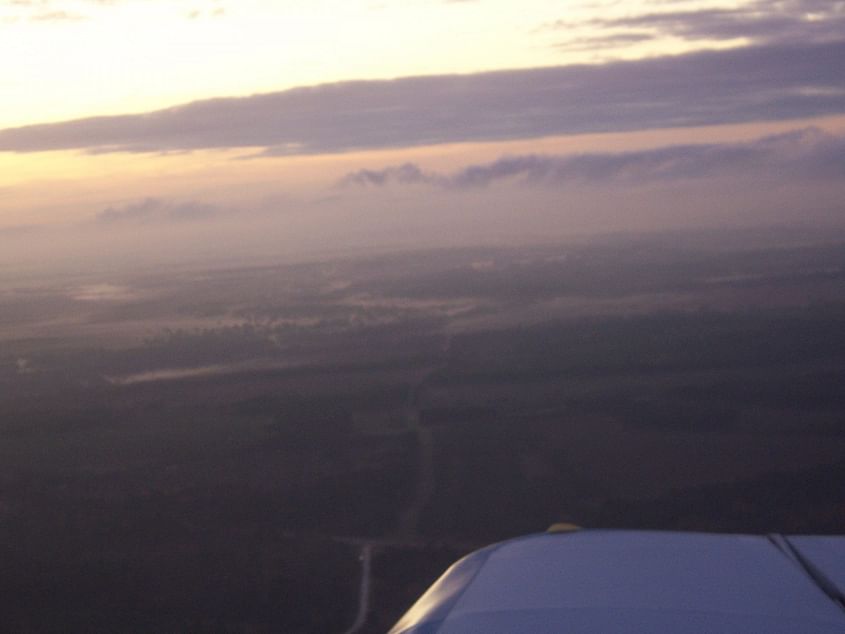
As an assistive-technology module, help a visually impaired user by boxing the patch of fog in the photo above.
[339,294,483,317]
[266,317,324,328]
[323,279,352,292]
[470,259,496,271]
[444,293,695,333]
[106,365,239,385]
[704,267,842,285]
[704,272,780,284]
[544,254,569,264]
[16,358,35,374]
[105,359,295,385]
[71,284,138,302]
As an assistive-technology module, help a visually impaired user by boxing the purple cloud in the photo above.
[95,198,222,224]
[547,0,845,50]
[340,128,845,189]
[340,163,443,187]
[0,39,843,155]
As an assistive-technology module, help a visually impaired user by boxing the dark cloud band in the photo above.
[341,128,845,189]
[550,0,845,48]
[1,40,844,155]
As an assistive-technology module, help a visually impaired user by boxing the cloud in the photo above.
[554,32,656,52]
[0,224,42,237]
[1,0,225,22]
[0,39,844,156]
[187,6,225,19]
[94,197,222,224]
[340,128,845,189]
[340,163,443,187]
[29,10,85,20]
[547,0,845,50]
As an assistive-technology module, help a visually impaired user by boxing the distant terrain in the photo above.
[2,227,845,632]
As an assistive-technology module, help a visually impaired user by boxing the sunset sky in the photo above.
[2,0,845,270]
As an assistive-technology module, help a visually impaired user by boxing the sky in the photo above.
[2,0,845,272]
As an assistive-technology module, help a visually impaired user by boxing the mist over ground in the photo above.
[3,1,845,631]
[3,225,845,631]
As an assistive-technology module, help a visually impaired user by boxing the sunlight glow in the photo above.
[1,0,756,127]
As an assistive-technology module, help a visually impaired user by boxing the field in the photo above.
[2,227,845,631]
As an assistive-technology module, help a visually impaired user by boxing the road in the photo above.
[343,339,451,632]
[342,543,373,634]
[395,361,443,539]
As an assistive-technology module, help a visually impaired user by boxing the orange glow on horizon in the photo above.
[1,111,844,228]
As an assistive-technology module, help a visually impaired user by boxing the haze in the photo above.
[2,0,845,276]
[2,1,845,632]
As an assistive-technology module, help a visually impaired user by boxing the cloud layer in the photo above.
[1,39,844,155]
[548,0,845,51]
[341,128,845,189]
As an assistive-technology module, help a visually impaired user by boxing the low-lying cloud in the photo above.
[341,128,845,189]
[94,197,222,225]
[340,163,441,187]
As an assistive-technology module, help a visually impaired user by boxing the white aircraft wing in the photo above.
[389,530,845,633]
